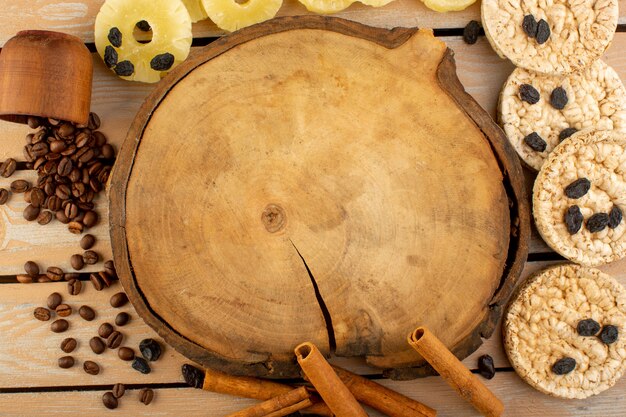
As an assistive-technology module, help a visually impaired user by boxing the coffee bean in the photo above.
[50,140,67,154]
[56,304,72,317]
[536,19,550,44]
[51,319,69,333]
[112,383,126,399]
[38,275,51,283]
[47,266,64,281]
[90,273,104,291]
[70,254,84,270]
[72,182,85,198]
[79,305,96,321]
[23,204,40,221]
[67,278,82,295]
[132,357,151,374]
[46,195,62,211]
[110,292,128,308]
[84,360,100,375]
[34,307,51,321]
[57,123,75,139]
[32,142,49,157]
[37,210,53,225]
[139,339,162,361]
[65,272,79,282]
[0,158,17,178]
[48,118,60,126]
[56,210,70,224]
[17,274,34,284]
[47,292,63,309]
[102,392,118,410]
[61,337,77,353]
[99,322,114,339]
[24,261,39,278]
[609,206,622,229]
[68,221,84,234]
[88,112,101,130]
[58,356,75,369]
[463,20,481,45]
[101,144,115,159]
[478,355,495,379]
[115,312,130,326]
[83,210,98,228]
[42,161,57,176]
[139,388,154,405]
[107,331,123,349]
[90,336,106,354]
[523,132,546,152]
[80,234,96,250]
[104,261,117,279]
[0,188,9,204]
[55,183,71,200]
[64,202,78,219]
[27,116,42,129]
[587,213,609,233]
[83,250,99,265]
[118,347,135,361]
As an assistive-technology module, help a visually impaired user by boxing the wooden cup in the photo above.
[0,30,92,125]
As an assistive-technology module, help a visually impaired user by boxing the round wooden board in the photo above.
[110,16,530,379]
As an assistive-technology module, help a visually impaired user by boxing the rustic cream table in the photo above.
[0,1,625,415]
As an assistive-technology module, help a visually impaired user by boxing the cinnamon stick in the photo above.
[332,366,436,417]
[226,386,314,417]
[408,327,504,417]
[295,342,368,417]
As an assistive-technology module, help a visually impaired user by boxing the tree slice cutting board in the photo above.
[110,16,530,379]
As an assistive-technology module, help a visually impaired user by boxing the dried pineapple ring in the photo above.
[359,0,394,6]
[297,0,354,14]
[421,0,476,12]
[95,0,192,83]
[201,0,283,32]
[183,0,208,23]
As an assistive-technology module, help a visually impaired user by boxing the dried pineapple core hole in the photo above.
[133,22,153,44]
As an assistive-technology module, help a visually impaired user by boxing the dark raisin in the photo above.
[586,213,609,233]
[108,27,122,48]
[132,357,151,374]
[552,357,576,375]
[564,205,583,234]
[550,87,568,110]
[522,14,538,38]
[559,127,578,142]
[523,132,546,152]
[564,178,591,199]
[536,19,550,44]
[478,355,495,379]
[609,206,622,229]
[139,338,162,361]
[150,53,175,71]
[577,319,601,336]
[182,364,205,388]
[115,61,135,77]
[519,84,540,104]
[463,20,481,45]
[599,325,618,345]
[104,45,118,68]
[136,20,151,31]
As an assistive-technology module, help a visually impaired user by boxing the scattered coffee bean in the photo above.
[47,292,63,310]
[34,307,51,321]
[70,254,85,270]
[107,331,124,349]
[110,292,128,308]
[99,271,114,287]
[61,337,77,353]
[90,273,104,291]
[112,383,125,399]
[587,213,609,233]
[68,221,84,234]
[58,356,75,369]
[102,392,118,410]
[104,260,117,279]
[51,319,69,333]
[83,250,99,265]
[90,336,106,354]
[139,388,154,405]
[550,87,568,110]
[182,364,204,388]
[0,158,17,178]
[79,305,96,321]
[552,357,576,375]
[600,325,618,345]
[23,204,40,221]
[115,312,130,326]
[83,210,98,227]
[84,361,100,375]
[24,261,39,278]
[0,188,9,204]
[139,339,162,361]
[522,14,538,38]
[17,274,33,284]
[609,206,622,229]
[463,20,480,45]
[536,19,550,44]
[38,275,51,283]
[80,234,96,250]
[37,210,53,225]
[478,354,495,379]
[67,278,82,295]
[56,304,72,317]
[523,132,546,152]
[30,187,45,208]
[99,322,114,339]
[46,266,64,281]
[132,357,151,374]
[564,178,590,199]
[88,112,101,130]
[519,84,540,105]
[10,179,30,193]
[577,319,601,336]
[565,205,584,234]
[118,347,135,361]
[65,272,79,282]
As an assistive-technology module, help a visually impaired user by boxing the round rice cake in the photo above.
[533,129,626,266]
[481,0,618,75]
[499,59,626,171]
[504,264,626,399]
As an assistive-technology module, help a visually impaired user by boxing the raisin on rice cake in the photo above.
[504,264,626,399]
[499,60,626,171]
[533,129,626,266]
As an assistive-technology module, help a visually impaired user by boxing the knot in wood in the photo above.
[261,204,286,233]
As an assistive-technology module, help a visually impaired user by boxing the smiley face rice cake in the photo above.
[499,60,626,171]
[504,264,626,399]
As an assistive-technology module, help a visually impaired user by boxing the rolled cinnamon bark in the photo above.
[408,327,504,417]
[295,342,368,417]
[332,366,436,417]
[226,386,314,417]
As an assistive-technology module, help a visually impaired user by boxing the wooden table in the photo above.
[0,1,624,416]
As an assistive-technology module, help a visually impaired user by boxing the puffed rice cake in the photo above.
[533,129,626,266]
[499,59,626,171]
[481,0,618,75]
[504,264,626,399]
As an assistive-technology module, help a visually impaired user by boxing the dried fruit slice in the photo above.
[201,0,282,32]
[359,0,395,6]
[183,0,208,22]
[421,0,476,12]
[95,0,192,83]
[297,0,354,14]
